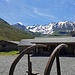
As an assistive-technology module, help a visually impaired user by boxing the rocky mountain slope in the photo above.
[13,21,75,35]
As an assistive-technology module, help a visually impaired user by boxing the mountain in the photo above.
[12,23,43,37]
[0,18,34,41]
[13,21,75,36]
[12,22,27,31]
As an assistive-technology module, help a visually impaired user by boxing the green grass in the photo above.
[0,18,34,41]
[0,51,19,56]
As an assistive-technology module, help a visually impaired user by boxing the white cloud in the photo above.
[7,0,9,1]
[33,8,56,20]
[6,0,10,3]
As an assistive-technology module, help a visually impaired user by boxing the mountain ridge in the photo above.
[12,21,75,36]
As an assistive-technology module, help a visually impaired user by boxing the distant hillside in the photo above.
[0,18,34,41]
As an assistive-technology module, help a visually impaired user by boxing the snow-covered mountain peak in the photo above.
[12,21,75,35]
[18,22,23,25]
[58,21,67,25]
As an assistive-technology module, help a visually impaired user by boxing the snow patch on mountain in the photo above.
[18,22,23,25]
[26,24,54,34]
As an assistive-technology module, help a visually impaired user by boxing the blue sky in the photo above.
[0,0,75,25]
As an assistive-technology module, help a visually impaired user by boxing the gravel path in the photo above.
[0,55,75,75]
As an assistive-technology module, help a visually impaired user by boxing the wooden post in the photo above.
[30,61,32,74]
[28,52,32,75]
[56,53,61,75]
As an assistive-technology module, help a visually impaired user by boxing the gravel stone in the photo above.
[0,55,75,75]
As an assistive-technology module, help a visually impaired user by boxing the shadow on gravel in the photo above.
[60,55,75,58]
[31,54,50,57]
[31,54,75,58]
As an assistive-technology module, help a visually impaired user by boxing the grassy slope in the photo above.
[0,18,34,41]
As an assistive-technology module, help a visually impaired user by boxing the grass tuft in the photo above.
[0,51,19,56]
